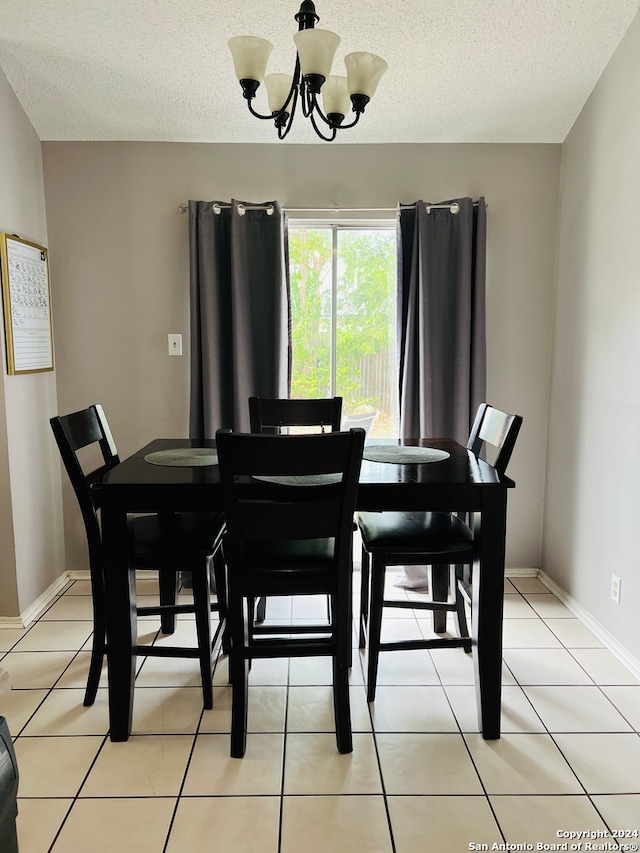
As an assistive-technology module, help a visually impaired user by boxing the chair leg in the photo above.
[333,659,353,753]
[431,564,449,634]
[230,596,249,758]
[255,596,266,623]
[366,554,386,703]
[324,593,351,666]
[192,566,214,710]
[332,591,353,753]
[212,549,229,654]
[84,627,105,706]
[454,565,472,653]
[84,576,106,706]
[359,547,370,649]
[158,571,179,634]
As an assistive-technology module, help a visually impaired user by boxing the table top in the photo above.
[92,437,514,514]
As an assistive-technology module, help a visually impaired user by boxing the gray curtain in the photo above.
[189,199,290,438]
[397,198,487,443]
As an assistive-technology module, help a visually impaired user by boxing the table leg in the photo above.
[102,505,137,741]
[472,489,507,739]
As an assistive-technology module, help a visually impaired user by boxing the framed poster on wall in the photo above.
[0,233,54,374]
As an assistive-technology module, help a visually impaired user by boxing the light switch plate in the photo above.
[168,333,182,356]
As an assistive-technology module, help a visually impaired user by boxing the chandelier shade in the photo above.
[345,52,388,99]
[265,74,294,114]
[228,36,273,84]
[321,76,351,118]
[293,29,341,79]
[228,1,387,141]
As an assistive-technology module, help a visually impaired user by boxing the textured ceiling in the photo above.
[0,0,638,144]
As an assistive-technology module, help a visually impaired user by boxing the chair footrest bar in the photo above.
[383,599,457,612]
[133,645,202,658]
[137,604,194,616]
[244,640,335,658]
[378,638,471,652]
[251,623,332,635]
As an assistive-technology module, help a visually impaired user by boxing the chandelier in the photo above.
[228,1,387,142]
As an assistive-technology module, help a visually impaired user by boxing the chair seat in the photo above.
[358,511,473,557]
[132,512,225,560]
[242,537,336,569]
[226,537,337,596]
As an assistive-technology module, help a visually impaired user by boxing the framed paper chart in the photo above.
[0,233,54,374]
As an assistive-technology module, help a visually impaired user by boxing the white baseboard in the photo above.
[65,570,91,580]
[505,566,539,578]
[0,616,27,629]
[0,569,176,629]
[535,569,640,681]
[0,572,71,629]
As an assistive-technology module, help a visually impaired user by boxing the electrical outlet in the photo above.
[611,574,621,604]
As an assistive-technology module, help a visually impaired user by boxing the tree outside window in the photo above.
[289,226,398,437]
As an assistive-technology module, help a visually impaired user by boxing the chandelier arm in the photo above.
[247,100,281,121]
[277,88,299,140]
[308,91,330,125]
[278,119,294,140]
[300,79,314,118]
[309,109,337,141]
[332,111,361,130]
[307,91,346,130]
[286,55,302,115]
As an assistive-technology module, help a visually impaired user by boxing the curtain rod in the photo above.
[178,201,481,215]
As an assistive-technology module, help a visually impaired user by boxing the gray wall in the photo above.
[41,141,560,577]
[543,13,640,661]
[0,68,65,618]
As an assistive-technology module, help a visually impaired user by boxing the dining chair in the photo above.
[50,404,227,709]
[341,410,379,434]
[357,403,522,702]
[248,395,343,435]
[216,427,365,757]
[248,396,343,623]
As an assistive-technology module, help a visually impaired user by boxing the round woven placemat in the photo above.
[253,473,343,486]
[144,448,218,467]
[363,445,450,464]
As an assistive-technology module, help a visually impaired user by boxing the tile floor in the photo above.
[1,572,639,852]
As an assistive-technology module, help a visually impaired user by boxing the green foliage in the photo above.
[289,227,396,410]
[289,228,332,398]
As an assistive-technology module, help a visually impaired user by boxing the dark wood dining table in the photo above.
[92,436,515,742]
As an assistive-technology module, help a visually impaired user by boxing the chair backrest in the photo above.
[248,396,342,434]
[50,404,119,570]
[216,429,365,567]
[466,403,522,475]
[341,411,379,434]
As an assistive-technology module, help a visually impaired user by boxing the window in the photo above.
[289,224,398,437]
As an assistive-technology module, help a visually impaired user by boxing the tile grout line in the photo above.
[277,659,292,853]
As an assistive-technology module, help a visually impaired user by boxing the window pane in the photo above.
[289,226,398,438]
[289,228,332,399]
[335,230,397,437]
